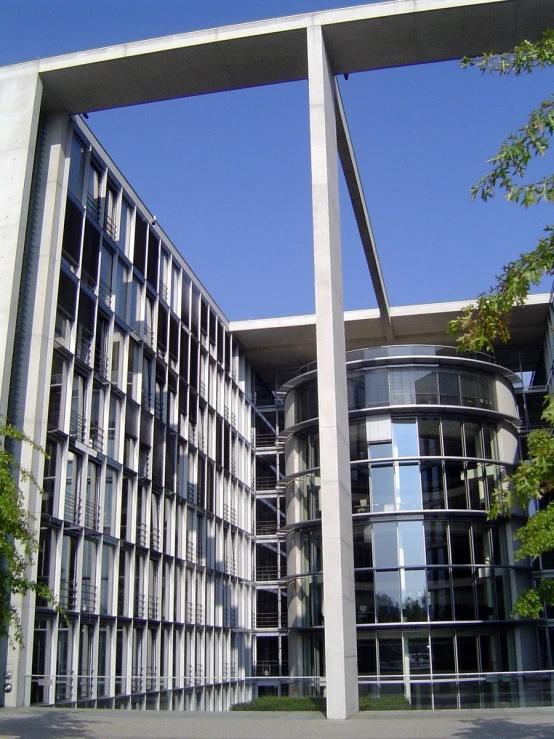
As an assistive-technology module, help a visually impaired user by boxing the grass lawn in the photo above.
[230,694,410,712]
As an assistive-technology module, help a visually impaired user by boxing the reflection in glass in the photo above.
[353,524,372,568]
[393,419,418,456]
[397,463,422,510]
[351,466,370,512]
[357,634,377,675]
[350,421,367,461]
[428,568,452,620]
[355,570,375,623]
[419,418,441,456]
[402,569,428,622]
[452,567,474,619]
[373,522,398,569]
[439,372,460,405]
[370,464,395,512]
[443,420,463,456]
[378,638,403,674]
[425,520,448,565]
[365,368,389,408]
[407,635,430,673]
[450,521,471,564]
[421,461,444,509]
[467,462,487,510]
[445,462,466,509]
[399,521,425,566]
[431,636,455,674]
[414,370,438,404]
[375,571,401,623]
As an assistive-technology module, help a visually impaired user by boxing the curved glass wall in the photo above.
[283,347,532,696]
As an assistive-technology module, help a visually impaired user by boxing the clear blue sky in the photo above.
[2,1,553,320]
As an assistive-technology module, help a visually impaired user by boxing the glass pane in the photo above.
[427,568,452,621]
[421,461,445,509]
[378,638,403,674]
[347,373,365,410]
[393,419,418,457]
[425,520,448,565]
[365,369,389,408]
[472,523,492,564]
[460,374,479,407]
[399,521,425,566]
[389,369,415,405]
[351,466,370,512]
[349,421,367,461]
[373,522,398,569]
[466,462,487,510]
[407,635,430,672]
[478,375,495,410]
[439,371,460,405]
[450,521,472,564]
[369,441,392,459]
[445,461,466,509]
[414,370,438,404]
[402,570,428,622]
[374,571,401,623]
[475,573,495,620]
[452,568,474,619]
[419,418,441,456]
[353,524,373,568]
[457,635,478,672]
[464,421,483,458]
[355,570,375,623]
[431,636,455,674]
[397,463,422,510]
[443,420,463,456]
[357,635,377,675]
[370,464,395,512]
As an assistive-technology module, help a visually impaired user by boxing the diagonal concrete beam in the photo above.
[334,80,394,342]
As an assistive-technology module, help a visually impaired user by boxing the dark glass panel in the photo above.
[427,567,452,621]
[464,421,482,458]
[378,638,403,674]
[406,635,430,672]
[467,462,487,510]
[349,421,367,461]
[478,375,495,410]
[438,371,460,405]
[450,522,472,564]
[421,461,445,509]
[351,466,370,513]
[445,461,467,509]
[457,635,479,672]
[389,369,415,405]
[347,372,365,410]
[452,567,474,619]
[431,636,455,674]
[443,420,463,456]
[460,374,479,408]
[475,573,495,620]
[355,570,375,623]
[418,418,441,456]
[357,634,377,675]
[353,524,372,568]
[414,370,438,404]
[425,520,448,565]
[375,571,401,623]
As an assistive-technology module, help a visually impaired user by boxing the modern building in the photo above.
[1,0,554,719]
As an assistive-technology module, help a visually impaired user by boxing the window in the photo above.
[68,136,86,201]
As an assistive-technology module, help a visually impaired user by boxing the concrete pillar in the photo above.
[0,70,43,418]
[307,25,358,719]
[6,111,71,707]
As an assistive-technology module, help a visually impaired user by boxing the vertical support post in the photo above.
[0,71,43,418]
[307,25,358,720]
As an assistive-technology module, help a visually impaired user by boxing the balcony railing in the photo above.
[76,325,93,366]
[80,582,97,613]
[143,325,154,348]
[60,580,78,611]
[83,499,100,530]
[64,491,82,526]
[254,566,281,582]
[223,503,236,525]
[136,522,148,548]
[256,522,278,536]
[98,280,113,310]
[255,660,280,676]
[255,612,280,629]
[150,527,160,551]
[87,192,100,222]
[256,476,277,491]
[138,453,150,479]
[148,594,159,620]
[105,212,118,241]
[89,422,104,452]
[69,411,86,444]
[134,591,146,619]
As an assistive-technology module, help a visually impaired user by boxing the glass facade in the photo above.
[284,347,534,708]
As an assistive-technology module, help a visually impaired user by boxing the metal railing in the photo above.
[98,279,113,309]
[148,594,159,620]
[59,580,78,611]
[69,410,86,443]
[256,522,278,536]
[143,325,154,347]
[255,612,280,629]
[87,192,100,221]
[80,582,97,612]
[256,476,277,491]
[105,212,117,240]
[136,522,148,548]
[89,421,105,452]
[84,498,100,530]
[254,566,281,582]
[76,324,93,366]
[134,591,146,619]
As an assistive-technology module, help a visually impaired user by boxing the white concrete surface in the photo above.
[307,25,358,720]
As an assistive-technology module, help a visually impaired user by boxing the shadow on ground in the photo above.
[453,715,554,739]
[0,709,99,738]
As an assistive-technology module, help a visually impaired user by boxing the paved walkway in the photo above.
[1,707,553,739]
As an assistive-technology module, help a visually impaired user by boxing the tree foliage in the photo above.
[0,422,54,646]
[447,31,554,619]
[447,29,554,351]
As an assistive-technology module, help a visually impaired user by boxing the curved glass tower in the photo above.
[282,346,534,708]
